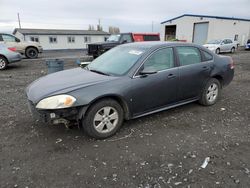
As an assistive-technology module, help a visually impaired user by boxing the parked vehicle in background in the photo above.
[26,42,234,139]
[0,44,22,70]
[87,32,160,58]
[203,39,237,54]
[0,33,43,58]
[245,39,250,50]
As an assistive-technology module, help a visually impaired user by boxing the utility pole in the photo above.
[17,13,21,29]
[151,21,154,32]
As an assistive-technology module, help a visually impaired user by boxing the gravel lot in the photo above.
[0,50,249,188]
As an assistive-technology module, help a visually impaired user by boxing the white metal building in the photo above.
[160,14,250,45]
[13,28,110,50]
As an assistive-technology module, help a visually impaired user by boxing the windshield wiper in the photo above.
[89,69,110,76]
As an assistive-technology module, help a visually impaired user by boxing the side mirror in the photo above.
[80,62,91,68]
[139,67,157,76]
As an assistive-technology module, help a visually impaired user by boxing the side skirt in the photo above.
[131,98,198,119]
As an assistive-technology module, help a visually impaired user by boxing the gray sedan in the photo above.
[203,39,237,54]
[26,42,234,139]
[0,44,22,70]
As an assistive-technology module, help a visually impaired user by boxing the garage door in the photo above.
[192,22,209,45]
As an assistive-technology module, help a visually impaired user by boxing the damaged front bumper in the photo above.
[27,100,86,126]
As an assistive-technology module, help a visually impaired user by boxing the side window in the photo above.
[120,34,133,43]
[202,50,213,61]
[143,48,174,72]
[49,36,57,43]
[68,36,75,43]
[227,39,232,44]
[176,46,201,66]
[143,35,160,41]
[84,36,91,43]
[30,36,39,42]
[222,40,227,44]
[2,34,16,42]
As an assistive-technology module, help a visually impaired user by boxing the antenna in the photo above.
[17,13,21,29]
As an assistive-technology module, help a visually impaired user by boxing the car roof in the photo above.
[121,41,201,49]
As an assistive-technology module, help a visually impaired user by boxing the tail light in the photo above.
[8,47,17,52]
[228,57,234,69]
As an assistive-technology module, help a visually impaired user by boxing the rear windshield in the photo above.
[143,35,160,41]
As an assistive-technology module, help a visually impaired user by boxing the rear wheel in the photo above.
[215,48,220,54]
[82,99,124,139]
[0,56,8,70]
[231,47,235,53]
[25,47,38,59]
[199,78,221,106]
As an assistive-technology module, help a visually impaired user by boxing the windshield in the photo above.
[207,40,222,44]
[107,35,121,42]
[86,46,145,76]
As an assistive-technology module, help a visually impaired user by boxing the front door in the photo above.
[130,47,179,116]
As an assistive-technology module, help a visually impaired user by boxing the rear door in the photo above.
[176,46,212,100]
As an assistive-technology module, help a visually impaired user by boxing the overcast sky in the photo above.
[0,0,249,33]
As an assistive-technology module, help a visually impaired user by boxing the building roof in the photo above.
[13,28,110,35]
[161,14,250,24]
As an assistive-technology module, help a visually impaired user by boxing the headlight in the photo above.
[36,95,76,109]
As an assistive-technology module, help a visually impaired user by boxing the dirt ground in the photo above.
[0,50,249,188]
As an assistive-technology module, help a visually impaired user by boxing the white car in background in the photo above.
[203,39,237,54]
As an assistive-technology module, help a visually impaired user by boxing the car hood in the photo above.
[203,44,219,48]
[26,68,118,103]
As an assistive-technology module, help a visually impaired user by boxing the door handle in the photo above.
[167,73,176,79]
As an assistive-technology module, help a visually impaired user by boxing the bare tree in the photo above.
[109,26,120,34]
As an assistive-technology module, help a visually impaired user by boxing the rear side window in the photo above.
[143,35,160,41]
[2,34,16,42]
[143,48,174,72]
[176,46,201,66]
[202,50,213,61]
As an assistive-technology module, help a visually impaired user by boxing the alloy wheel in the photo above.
[0,58,6,69]
[93,106,119,134]
[206,83,218,103]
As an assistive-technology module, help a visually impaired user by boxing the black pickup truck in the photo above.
[87,32,160,58]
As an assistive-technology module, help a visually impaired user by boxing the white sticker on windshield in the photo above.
[129,50,143,55]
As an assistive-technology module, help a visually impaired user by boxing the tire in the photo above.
[82,99,124,139]
[0,56,8,70]
[215,48,220,54]
[25,47,38,59]
[231,47,235,53]
[199,78,221,106]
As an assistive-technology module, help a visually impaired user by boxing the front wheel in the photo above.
[0,56,8,70]
[215,48,220,54]
[231,47,235,53]
[82,99,124,139]
[199,78,221,106]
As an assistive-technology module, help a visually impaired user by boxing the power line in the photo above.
[17,13,21,28]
